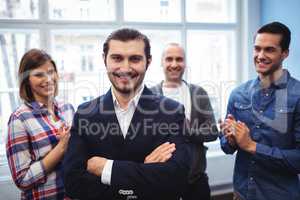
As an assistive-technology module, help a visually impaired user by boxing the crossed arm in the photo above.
[63,113,191,199]
[87,142,176,177]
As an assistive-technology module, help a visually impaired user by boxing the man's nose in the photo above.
[257,50,266,59]
[121,59,131,71]
[171,60,177,67]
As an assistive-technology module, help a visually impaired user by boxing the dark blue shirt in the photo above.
[220,70,300,200]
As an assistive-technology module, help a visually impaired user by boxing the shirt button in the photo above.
[250,177,254,181]
[266,93,269,97]
[259,110,263,113]
[256,125,260,128]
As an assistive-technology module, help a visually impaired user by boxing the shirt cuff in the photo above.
[220,135,236,154]
[255,143,271,157]
[29,160,47,184]
[101,159,113,185]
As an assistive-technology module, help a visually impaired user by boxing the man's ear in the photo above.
[102,53,107,67]
[146,56,152,69]
[282,49,289,59]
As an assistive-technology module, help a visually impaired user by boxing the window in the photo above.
[49,0,116,21]
[124,0,181,22]
[0,0,243,169]
[0,30,39,165]
[142,30,181,85]
[51,29,111,106]
[0,0,39,19]
[187,30,237,119]
[186,0,236,23]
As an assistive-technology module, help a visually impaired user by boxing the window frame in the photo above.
[0,1,259,186]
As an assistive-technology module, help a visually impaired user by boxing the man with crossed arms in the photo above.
[63,28,191,200]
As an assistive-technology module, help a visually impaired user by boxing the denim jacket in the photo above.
[220,70,300,200]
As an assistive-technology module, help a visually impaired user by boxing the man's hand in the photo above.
[234,121,256,154]
[144,142,176,164]
[87,156,107,176]
[220,114,237,147]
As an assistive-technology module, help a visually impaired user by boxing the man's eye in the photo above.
[130,56,142,63]
[176,57,184,62]
[112,56,122,62]
[165,57,173,62]
[254,47,260,52]
[265,48,276,53]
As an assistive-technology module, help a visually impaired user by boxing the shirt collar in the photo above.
[25,99,58,114]
[161,80,187,88]
[272,69,289,89]
[111,84,145,109]
[253,69,290,89]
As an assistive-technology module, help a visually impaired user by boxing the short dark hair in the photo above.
[18,49,58,102]
[103,28,152,66]
[256,21,291,51]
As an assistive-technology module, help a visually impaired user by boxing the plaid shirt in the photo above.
[6,100,74,200]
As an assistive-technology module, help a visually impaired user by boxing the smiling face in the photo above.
[162,45,185,84]
[104,39,150,95]
[28,60,58,104]
[254,33,288,77]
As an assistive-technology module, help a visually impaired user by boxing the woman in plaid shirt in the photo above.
[6,49,74,200]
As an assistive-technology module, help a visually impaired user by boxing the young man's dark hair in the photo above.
[103,28,152,66]
[221,21,300,200]
[255,21,291,51]
[64,28,191,200]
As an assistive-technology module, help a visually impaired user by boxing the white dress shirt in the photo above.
[101,85,144,185]
[162,81,191,121]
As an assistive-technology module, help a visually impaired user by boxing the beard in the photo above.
[108,71,144,96]
[256,62,282,76]
[165,69,184,82]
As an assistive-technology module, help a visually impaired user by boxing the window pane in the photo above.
[0,91,19,163]
[0,0,38,19]
[187,30,236,119]
[124,0,181,22]
[0,30,39,92]
[51,30,112,107]
[0,30,39,163]
[49,0,116,21]
[141,30,181,86]
[186,0,237,23]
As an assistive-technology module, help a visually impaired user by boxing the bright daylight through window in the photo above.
[0,0,238,167]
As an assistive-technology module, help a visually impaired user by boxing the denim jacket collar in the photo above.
[252,69,290,90]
